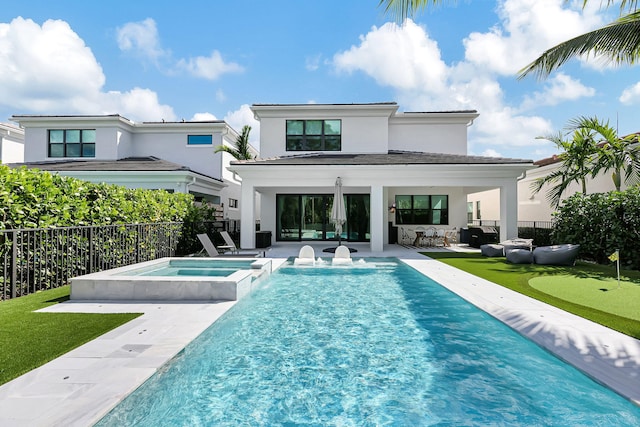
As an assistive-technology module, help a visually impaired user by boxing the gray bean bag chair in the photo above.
[481,244,504,257]
[505,248,533,264]
[533,244,580,266]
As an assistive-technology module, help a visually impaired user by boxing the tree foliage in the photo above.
[214,125,254,161]
[553,188,640,269]
[531,116,640,207]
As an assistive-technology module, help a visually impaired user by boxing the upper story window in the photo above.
[395,195,449,225]
[286,119,341,151]
[49,129,96,158]
[187,135,213,145]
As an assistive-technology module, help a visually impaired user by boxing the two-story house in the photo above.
[9,114,256,221]
[229,103,534,252]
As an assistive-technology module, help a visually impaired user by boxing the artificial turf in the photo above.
[0,286,141,385]
[423,252,640,340]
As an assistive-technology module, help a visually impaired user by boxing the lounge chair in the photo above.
[219,231,239,253]
[294,245,316,265]
[197,234,262,258]
[332,245,353,265]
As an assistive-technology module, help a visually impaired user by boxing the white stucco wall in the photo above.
[0,124,25,163]
[388,114,475,155]
[130,131,223,179]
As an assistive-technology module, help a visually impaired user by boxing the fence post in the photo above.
[10,231,17,299]
[88,226,94,273]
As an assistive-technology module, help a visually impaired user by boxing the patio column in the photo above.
[240,180,256,249]
[370,184,384,252]
[500,180,518,242]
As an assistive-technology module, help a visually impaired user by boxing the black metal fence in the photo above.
[0,222,183,301]
[469,220,555,246]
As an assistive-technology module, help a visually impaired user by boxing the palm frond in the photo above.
[518,10,640,80]
[379,0,449,22]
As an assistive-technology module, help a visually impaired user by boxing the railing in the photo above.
[0,222,183,301]
[470,220,554,229]
[469,220,554,246]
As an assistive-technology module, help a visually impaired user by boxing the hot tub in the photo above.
[70,257,272,301]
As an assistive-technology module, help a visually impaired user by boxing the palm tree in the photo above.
[530,128,600,208]
[379,1,640,80]
[214,125,254,160]
[566,116,640,191]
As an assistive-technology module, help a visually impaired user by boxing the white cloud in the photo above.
[191,112,218,121]
[176,50,243,80]
[101,88,175,122]
[0,17,174,121]
[619,81,640,105]
[116,18,167,63]
[215,89,226,103]
[0,17,104,110]
[334,20,447,93]
[520,73,595,110]
[481,148,502,157]
[464,0,605,75]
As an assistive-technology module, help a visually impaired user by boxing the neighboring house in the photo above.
[228,103,534,251]
[468,154,632,223]
[9,115,256,221]
[0,122,25,164]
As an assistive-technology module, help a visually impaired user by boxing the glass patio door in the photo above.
[301,195,329,240]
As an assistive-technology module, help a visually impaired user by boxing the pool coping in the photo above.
[0,252,637,426]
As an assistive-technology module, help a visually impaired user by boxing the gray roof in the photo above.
[232,150,533,166]
[10,156,222,181]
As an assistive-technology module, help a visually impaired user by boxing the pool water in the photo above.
[115,259,256,277]
[97,259,640,426]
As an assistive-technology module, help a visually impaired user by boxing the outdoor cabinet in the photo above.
[256,231,272,248]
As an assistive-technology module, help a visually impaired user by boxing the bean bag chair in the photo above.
[533,244,580,266]
[481,244,504,257]
[505,248,533,264]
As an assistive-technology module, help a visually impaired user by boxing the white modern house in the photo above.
[0,122,24,164]
[9,115,256,221]
[229,103,535,252]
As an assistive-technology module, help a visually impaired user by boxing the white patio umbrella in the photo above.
[330,177,346,246]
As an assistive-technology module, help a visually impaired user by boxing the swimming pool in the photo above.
[96,259,640,425]
[70,257,271,301]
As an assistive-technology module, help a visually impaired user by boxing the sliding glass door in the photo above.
[276,194,370,242]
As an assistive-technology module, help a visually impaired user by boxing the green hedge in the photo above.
[0,165,193,229]
[553,188,640,270]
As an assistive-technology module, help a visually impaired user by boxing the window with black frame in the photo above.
[48,129,96,158]
[395,195,448,225]
[286,119,341,151]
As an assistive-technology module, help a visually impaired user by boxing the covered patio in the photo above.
[228,151,532,252]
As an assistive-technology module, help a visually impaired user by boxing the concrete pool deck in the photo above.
[0,243,638,426]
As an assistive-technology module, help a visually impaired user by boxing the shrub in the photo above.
[0,165,193,229]
[553,188,640,269]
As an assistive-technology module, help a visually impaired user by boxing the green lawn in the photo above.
[0,286,140,385]
[424,252,640,339]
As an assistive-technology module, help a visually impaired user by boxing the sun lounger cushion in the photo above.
[294,245,315,265]
[332,245,353,265]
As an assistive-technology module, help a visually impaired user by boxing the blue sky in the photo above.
[1,0,638,161]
